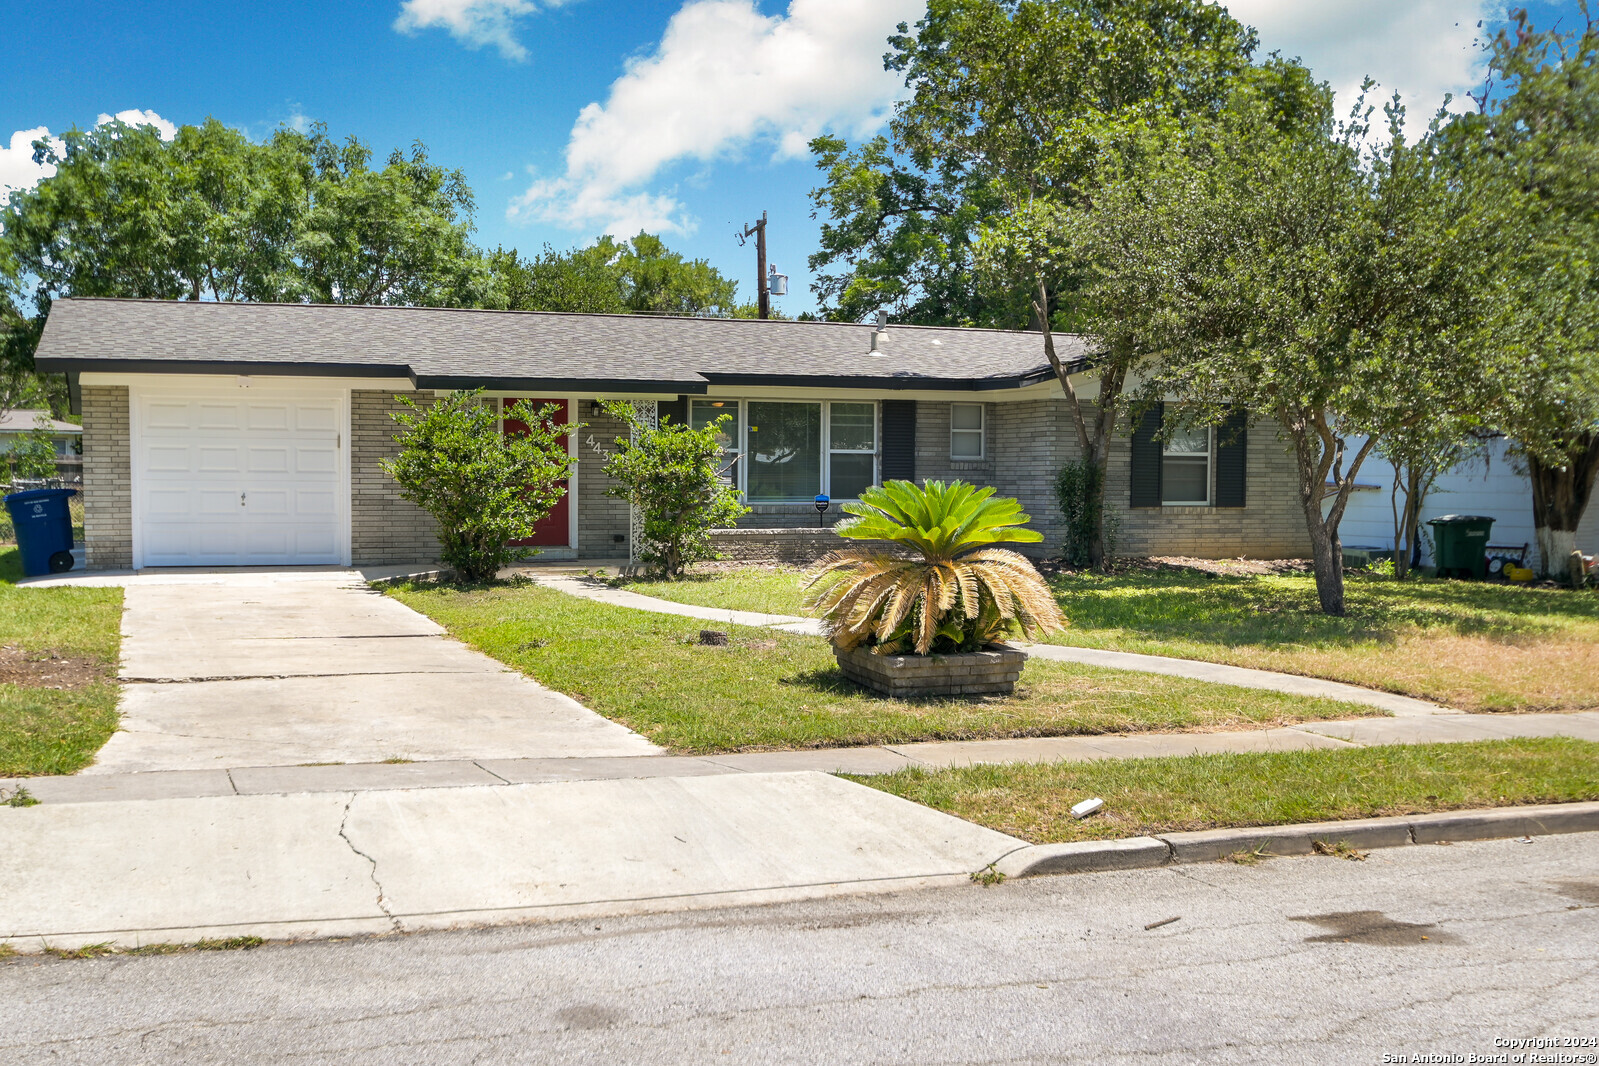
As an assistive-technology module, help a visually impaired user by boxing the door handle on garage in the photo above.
[240,491,247,507]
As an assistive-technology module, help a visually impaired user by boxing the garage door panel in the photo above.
[295,405,337,432]
[195,489,240,516]
[247,446,291,474]
[198,446,243,473]
[295,446,337,474]
[146,402,196,430]
[295,490,337,516]
[246,404,291,431]
[144,445,192,472]
[198,403,242,430]
[136,386,345,567]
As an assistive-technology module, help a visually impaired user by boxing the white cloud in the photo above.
[394,0,572,62]
[0,127,60,195]
[1,109,177,202]
[95,108,179,139]
[511,0,922,236]
[1222,1,1496,121]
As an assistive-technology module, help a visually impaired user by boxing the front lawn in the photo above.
[0,548,123,776]
[388,580,1379,753]
[855,738,1599,844]
[610,565,809,616]
[611,562,1599,714]
[1041,566,1599,713]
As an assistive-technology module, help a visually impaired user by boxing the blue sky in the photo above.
[0,0,1580,317]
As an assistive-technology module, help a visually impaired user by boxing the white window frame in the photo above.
[694,398,881,503]
[950,402,985,460]
[1161,422,1212,507]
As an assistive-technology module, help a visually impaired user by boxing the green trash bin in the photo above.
[1427,514,1495,579]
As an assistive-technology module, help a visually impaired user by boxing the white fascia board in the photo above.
[80,371,418,391]
[698,379,1078,403]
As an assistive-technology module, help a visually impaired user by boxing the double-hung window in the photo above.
[697,399,879,502]
[827,402,877,499]
[1161,423,1211,505]
[950,403,985,460]
[689,399,741,485]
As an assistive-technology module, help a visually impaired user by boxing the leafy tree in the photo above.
[294,135,492,307]
[5,419,60,481]
[0,117,492,370]
[487,242,627,314]
[384,391,572,582]
[601,403,746,580]
[492,232,741,316]
[813,0,1306,568]
[1084,90,1513,615]
[1451,8,1599,576]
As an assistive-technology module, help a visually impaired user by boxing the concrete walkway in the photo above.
[529,574,1456,713]
[83,568,660,772]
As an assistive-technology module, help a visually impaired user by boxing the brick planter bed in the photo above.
[834,644,1028,698]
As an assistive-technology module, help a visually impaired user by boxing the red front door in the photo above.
[503,397,571,547]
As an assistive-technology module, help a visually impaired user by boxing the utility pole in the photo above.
[737,212,769,319]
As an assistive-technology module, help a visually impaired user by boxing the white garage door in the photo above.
[134,383,346,567]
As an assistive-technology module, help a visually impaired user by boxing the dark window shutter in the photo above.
[1214,406,1248,508]
[1130,403,1163,508]
[658,396,687,427]
[880,400,916,483]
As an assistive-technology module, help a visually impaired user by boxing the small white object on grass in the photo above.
[1071,797,1104,820]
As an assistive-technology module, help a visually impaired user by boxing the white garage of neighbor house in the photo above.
[36,297,1318,571]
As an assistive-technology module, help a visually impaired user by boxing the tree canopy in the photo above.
[489,232,743,317]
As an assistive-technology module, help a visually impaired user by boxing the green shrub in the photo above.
[602,403,747,580]
[384,390,572,582]
[1054,458,1117,569]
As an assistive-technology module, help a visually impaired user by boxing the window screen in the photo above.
[951,403,984,459]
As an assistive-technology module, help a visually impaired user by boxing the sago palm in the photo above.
[804,480,1066,655]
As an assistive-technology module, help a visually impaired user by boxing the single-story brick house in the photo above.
[33,297,1310,570]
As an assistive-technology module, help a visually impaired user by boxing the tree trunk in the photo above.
[1283,409,1378,617]
[1033,279,1123,570]
[1528,433,1599,577]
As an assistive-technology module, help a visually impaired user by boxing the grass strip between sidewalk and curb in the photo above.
[0,548,124,777]
[386,579,1382,753]
[849,737,1599,845]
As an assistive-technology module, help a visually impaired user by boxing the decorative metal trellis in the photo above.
[626,400,659,573]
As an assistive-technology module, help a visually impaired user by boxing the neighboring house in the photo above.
[1329,436,1599,574]
[34,297,1312,571]
[0,408,82,479]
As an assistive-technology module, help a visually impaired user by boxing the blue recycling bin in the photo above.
[4,487,77,576]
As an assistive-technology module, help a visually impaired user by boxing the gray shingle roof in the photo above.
[34,298,1081,392]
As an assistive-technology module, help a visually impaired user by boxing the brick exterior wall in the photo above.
[80,385,131,570]
[351,390,442,566]
[914,400,997,485]
[1104,408,1310,559]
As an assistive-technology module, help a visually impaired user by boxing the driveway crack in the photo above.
[337,792,402,932]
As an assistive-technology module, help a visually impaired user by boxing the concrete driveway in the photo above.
[86,569,658,773]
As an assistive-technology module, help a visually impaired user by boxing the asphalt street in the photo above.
[3,832,1596,1065]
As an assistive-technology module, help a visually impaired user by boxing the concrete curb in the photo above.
[994,800,1599,878]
